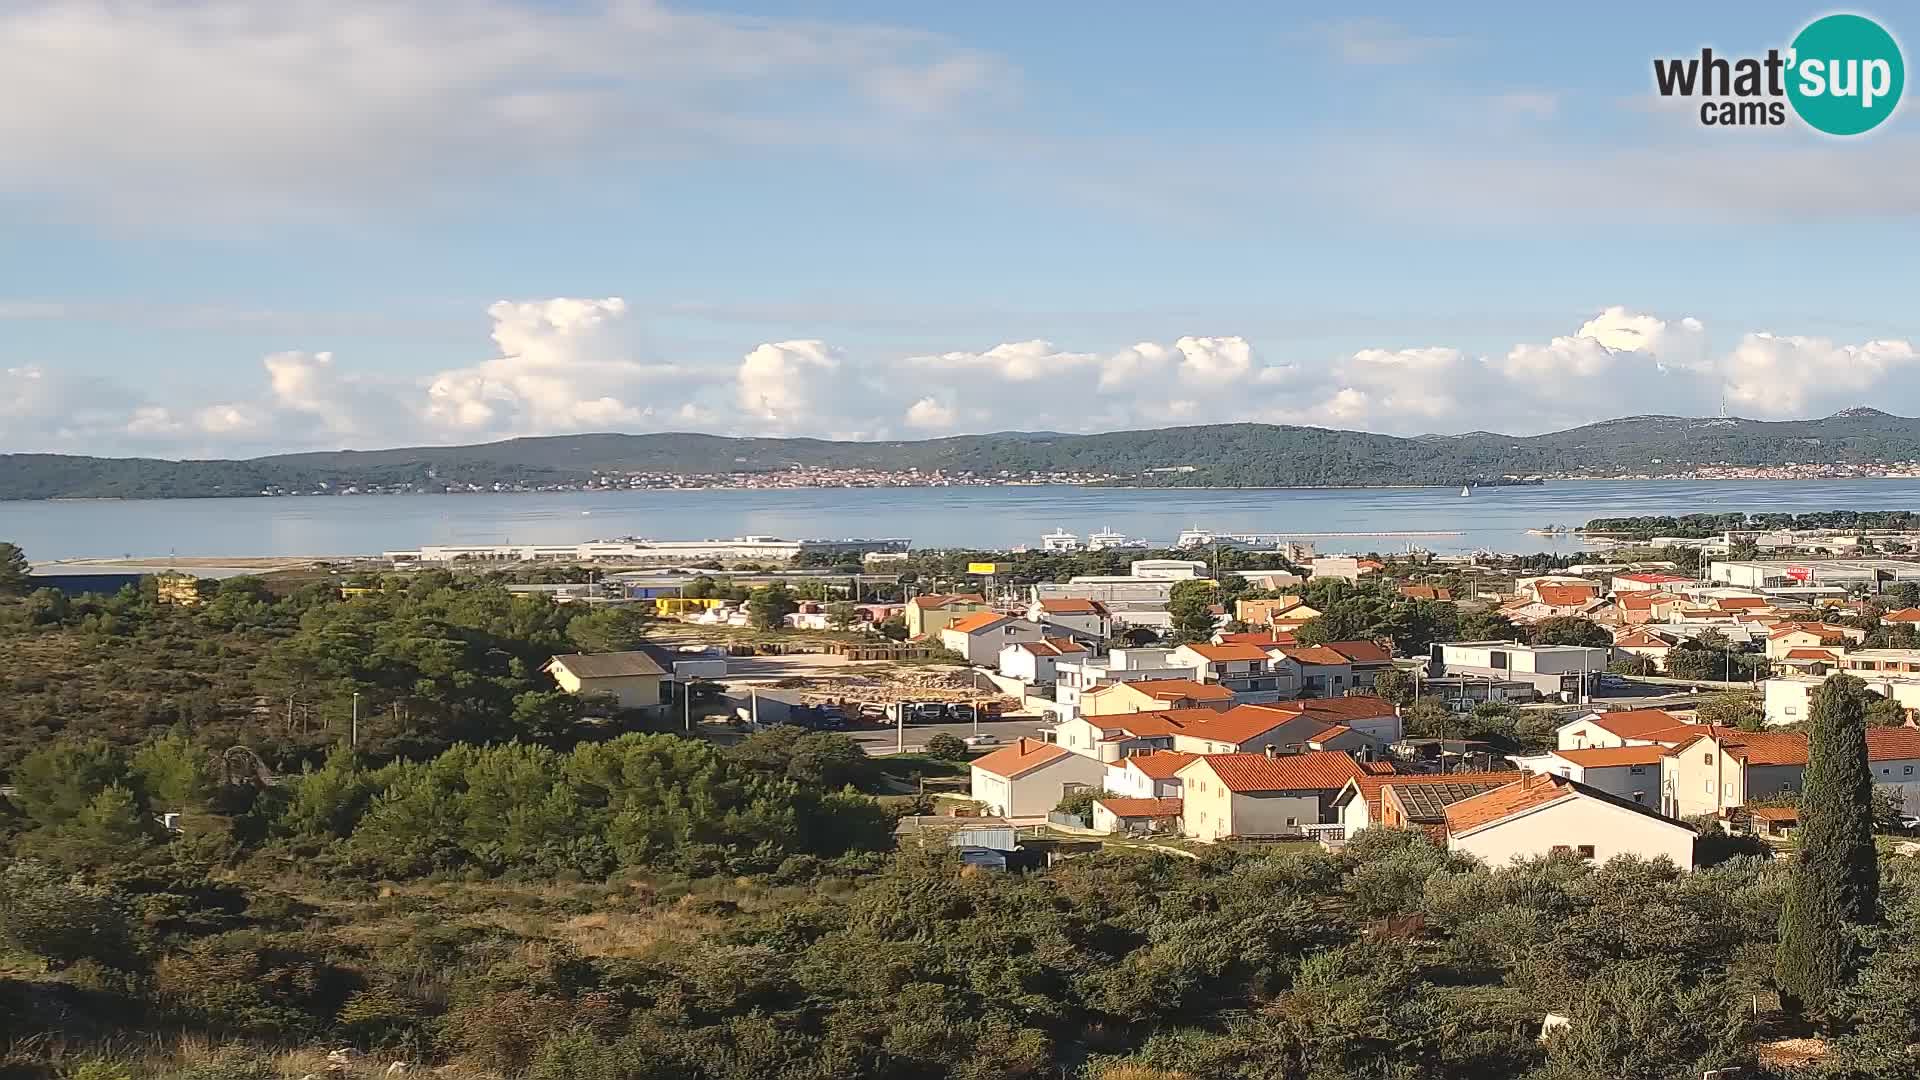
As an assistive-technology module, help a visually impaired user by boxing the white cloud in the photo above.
[0,0,1005,218]
[9,303,1920,457]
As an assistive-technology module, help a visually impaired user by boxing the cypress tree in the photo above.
[1776,673,1880,1015]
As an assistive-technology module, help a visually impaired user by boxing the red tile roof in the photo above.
[946,611,1010,634]
[1443,772,1574,833]
[1308,724,1356,744]
[1118,678,1234,702]
[1323,640,1393,663]
[1186,750,1366,793]
[1399,585,1453,601]
[1746,806,1799,822]
[1536,584,1600,607]
[1118,750,1199,779]
[1715,597,1771,610]
[1613,628,1674,648]
[1361,760,1399,775]
[1175,704,1306,744]
[968,738,1072,779]
[910,593,984,610]
[1013,638,1086,657]
[1096,796,1183,818]
[1090,710,1217,738]
[1884,608,1920,623]
[1278,645,1354,666]
[1338,769,1522,823]
[1037,598,1108,615]
[1553,745,1672,767]
[1618,573,1693,584]
[1576,708,1687,740]
[1783,648,1841,662]
[1183,642,1276,662]
[1218,629,1298,646]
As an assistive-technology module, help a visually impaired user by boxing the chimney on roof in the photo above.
[1264,744,1278,759]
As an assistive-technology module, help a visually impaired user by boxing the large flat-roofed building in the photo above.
[386,536,909,564]
[1429,641,1608,699]
[1709,559,1920,592]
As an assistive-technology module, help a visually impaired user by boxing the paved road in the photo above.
[850,715,1052,754]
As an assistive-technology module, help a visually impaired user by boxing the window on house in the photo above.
[1907,766,1915,776]
[1629,766,1645,775]
[1577,845,1596,859]
[1705,780,1715,793]
[1551,844,1571,854]
[1703,753,1714,764]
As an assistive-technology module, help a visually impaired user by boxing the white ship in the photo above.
[1040,528,1082,552]
[1086,527,1147,551]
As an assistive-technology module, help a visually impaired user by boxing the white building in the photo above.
[997,638,1088,685]
[1710,559,1920,592]
[1027,597,1114,641]
[1765,672,1920,727]
[1509,745,1669,807]
[1054,648,1201,716]
[1430,641,1608,699]
[1443,773,1697,867]
[940,612,1046,666]
[1102,751,1197,800]
[968,738,1111,818]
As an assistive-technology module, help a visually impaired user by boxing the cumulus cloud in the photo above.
[8,302,1920,457]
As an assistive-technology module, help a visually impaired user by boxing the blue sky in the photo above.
[3,1,1918,456]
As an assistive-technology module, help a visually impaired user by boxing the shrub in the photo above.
[924,733,970,761]
[0,859,133,967]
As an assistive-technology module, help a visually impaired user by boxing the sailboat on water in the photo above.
[1459,484,1472,497]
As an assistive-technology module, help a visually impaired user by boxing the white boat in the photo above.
[1175,527,1215,549]
[1041,528,1082,552]
[1460,485,1472,497]
[1087,527,1145,550]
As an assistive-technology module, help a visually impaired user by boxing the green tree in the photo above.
[1370,666,1413,707]
[1865,691,1908,727]
[0,859,132,967]
[565,606,653,653]
[746,585,800,631]
[129,731,213,810]
[0,542,31,596]
[1166,580,1219,643]
[1401,699,1457,740]
[1054,788,1114,819]
[60,784,161,865]
[10,740,129,829]
[824,602,859,631]
[876,614,909,640]
[924,733,970,761]
[1693,693,1763,732]
[1777,673,1879,1017]
[1532,616,1611,648]
[1609,654,1656,677]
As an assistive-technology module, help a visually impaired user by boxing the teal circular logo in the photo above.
[1787,14,1904,135]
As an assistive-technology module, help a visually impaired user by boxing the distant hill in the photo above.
[6,410,1920,499]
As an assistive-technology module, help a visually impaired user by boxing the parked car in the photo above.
[963,733,1001,747]
[948,703,977,723]
[911,701,949,723]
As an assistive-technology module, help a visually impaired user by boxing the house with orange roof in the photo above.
[1165,702,1385,757]
[1611,571,1696,594]
[1443,772,1697,866]
[1234,597,1321,628]
[1269,644,1362,697]
[1774,647,1843,675]
[1052,709,1221,762]
[1764,621,1867,660]
[939,610,1046,665]
[1510,744,1671,806]
[1884,607,1920,625]
[1613,591,1681,626]
[1332,769,1523,838]
[1104,750,1199,799]
[904,592,989,638]
[1080,678,1234,718]
[1398,584,1453,602]
[1170,641,1288,702]
[1026,597,1114,641]
[1178,750,1368,841]
[1090,795,1184,835]
[1610,627,1677,672]
[1214,628,1299,648]
[997,637,1088,685]
[1376,776,1535,842]
[1554,708,1697,751]
[968,737,1111,818]
[1660,724,1920,817]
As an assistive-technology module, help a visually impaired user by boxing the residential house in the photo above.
[1104,750,1197,799]
[1270,645,1355,697]
[1429,641,1608,699]
[1236,597,1322,628]
[1171,642,1290,702]
[1052,709,1218,762]
[1032,576,1178,630]
[968,738,1111,818]
[1764,621,1867,660]
[1377,777,1533,841]
[1319,640,1394,689]
[1883,607,1920,626]
[1398,584,1454,602]
[998,638,1088,685]
[1840,648,1920,676]
[1027,597,1114,642]
[1510,745,1670,806]
[1660,726,1920,816]
[1215,627,1299,648]
[1309,557,1382,582]
[544,652,668,712]
[1053,648,1200,716]
[1091,796,1184,835]
[905,593,989,638]
[941,612,1046,666]
[1613,591,1682,626]
[1555,708,1695,751]
[1178,751,1369,841]
[1501,581,1608,625]
[1611,627,1678,671]
[1080,678,1235,717]
[1765,672,1920,726]
[1444,772,1698,867]
[1167,702,1382,757]
[1332,770,1522,838]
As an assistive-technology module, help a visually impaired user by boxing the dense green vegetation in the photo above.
[1586,510,1920,540]
[12,409,1920,498]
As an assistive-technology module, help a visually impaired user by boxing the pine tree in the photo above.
[1777,673,1879,1015]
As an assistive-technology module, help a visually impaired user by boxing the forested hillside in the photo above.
[7,409,1920,498]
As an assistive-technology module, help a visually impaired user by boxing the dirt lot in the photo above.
[718,654,1016,710]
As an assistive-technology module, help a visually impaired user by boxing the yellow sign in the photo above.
[967,562,998,575]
